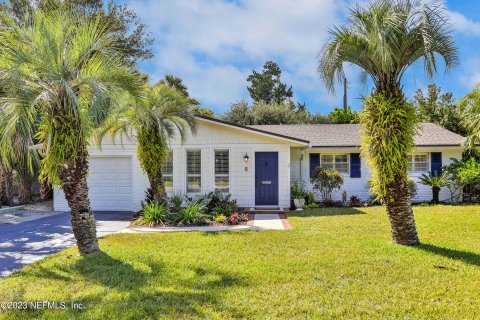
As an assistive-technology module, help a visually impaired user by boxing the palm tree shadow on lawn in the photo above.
[416,243,480,267]
[288,207,366,218]
[17,252,248,318]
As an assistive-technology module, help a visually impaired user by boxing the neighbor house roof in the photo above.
[248,123,464,147]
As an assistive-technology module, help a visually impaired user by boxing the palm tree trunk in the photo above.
[432,186,440,204]
[40,180,53,200]
[4,169,14,206]
[150,171,167,205]
[18,178,31,204]
[0,164,7,206]
[385,176,419,245]
[59,157,99,255]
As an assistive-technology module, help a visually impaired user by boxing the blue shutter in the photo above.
[310,154,320,177]
[350,153,361,178]
[431,152,442,175]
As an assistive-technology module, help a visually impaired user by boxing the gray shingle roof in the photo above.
[248,123,464,147]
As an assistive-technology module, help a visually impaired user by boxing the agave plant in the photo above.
[420,171,449,204]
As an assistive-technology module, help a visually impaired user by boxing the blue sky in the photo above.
[125,0,480,115]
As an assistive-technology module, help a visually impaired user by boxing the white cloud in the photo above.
[127,0,344,111]
[459,57,480,90]
[448,11,480,37]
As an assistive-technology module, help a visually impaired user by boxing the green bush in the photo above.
[304,203,319,209]
[140,202,170,226]
[310,167,344,201]
[212,214,226,223]
[174,203,208,225]
[168,193,184,212]
[291,179,307,199]
[190,192,238,214]
[307,192,315,205]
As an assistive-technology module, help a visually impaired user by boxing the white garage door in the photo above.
[87,157,132,211]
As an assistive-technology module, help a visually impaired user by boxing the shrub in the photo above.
[443,158,480,202]
[307,192,316,205]
[174,203,208,225]
[144,188,155,204]
[291,179,307,199]
[168,193,184,212]
[140,202,170,226]
[228,212,239,225]
[237,212,250,222]
[349,195,363,207]
[212,214,226,223]
[304,203,319,209]
[193,192,238,214]
[310,167,344,201]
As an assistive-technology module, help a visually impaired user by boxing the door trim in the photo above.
[254,152,279,206]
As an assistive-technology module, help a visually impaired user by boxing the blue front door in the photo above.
[255,152,279,206]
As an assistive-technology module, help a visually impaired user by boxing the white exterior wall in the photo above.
[291,147,463,203]
[54,119,301,212]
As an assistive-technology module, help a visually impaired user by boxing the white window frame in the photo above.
[162,150,174,194]
[407,153,429,172]
[186,149,202,194]
[320,154,349,174]
[213,149,230,193]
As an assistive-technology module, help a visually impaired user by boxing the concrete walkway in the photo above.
[252,214,286,230]
[0,211,132,278]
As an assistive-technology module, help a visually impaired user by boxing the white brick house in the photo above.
[53,117,465,212]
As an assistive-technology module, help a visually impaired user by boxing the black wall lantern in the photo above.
[243,153,250,164]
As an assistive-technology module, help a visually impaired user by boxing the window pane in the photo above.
[187,176,201,193]
[187,150,201,175]
[164,176,173,193]
[187,150,201,193]
[162,151,173,175]
[215,177,229,193]
[321,163,334,169]
[335,163,348,173]
[321,155,333,163]
[335,154,348,163]
[415,163,428,172]
[214,150,229,192]
[215,150,229,175]
[415,154,428,163]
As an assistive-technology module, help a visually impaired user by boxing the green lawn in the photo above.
[1,205,479,319]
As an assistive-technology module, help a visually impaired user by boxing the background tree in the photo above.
[328,106,360,124]
[413,84,467,136]
[0,8,143,254]
[99,84,196,205]
[0,0,153,65]
[159,74,215,118]
[247,61,293,104]
[458,85,480,154]
[318,0,458,245]
[221,101,255,125]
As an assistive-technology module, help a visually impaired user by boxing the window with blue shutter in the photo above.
[350,153,361,178]
[310,154,320,178]
[431,152,442,175]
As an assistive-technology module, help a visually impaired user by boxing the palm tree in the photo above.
[0,101,39,204]
[420,171,448,204]
[0,9,143,254]
[458,86,480,154]
[98,83,196,205]
[318,0,458,245]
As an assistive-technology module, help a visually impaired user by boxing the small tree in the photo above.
[420,171,448,204]
[310,167,344,201]
[443,158,480,202]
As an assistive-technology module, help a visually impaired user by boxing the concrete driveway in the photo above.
[0,211,132,278]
